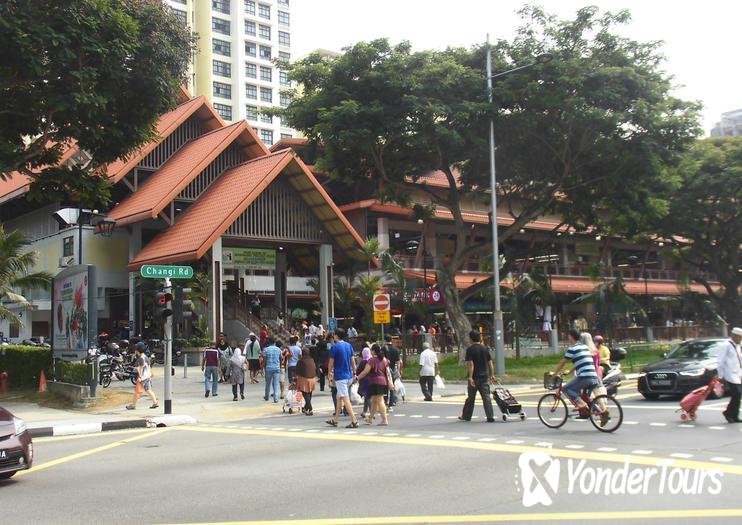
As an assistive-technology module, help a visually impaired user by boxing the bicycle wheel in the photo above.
[589,395,623,433]
[537,394,568,429]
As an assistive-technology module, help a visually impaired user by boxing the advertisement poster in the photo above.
[52,266,90,358]
[222,248,276,270]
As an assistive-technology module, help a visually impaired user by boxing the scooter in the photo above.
[602,346,627,397]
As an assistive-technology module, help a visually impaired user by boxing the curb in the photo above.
[28,415,197,438]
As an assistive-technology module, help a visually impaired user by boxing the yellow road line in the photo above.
[173,425,742,475]
[158,508,742,524]
[17,428,169,477]
[33,428,154,443]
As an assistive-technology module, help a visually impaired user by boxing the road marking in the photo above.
[383,433,399,437]
[446,416,458,419]
[506,439,524,444]
[393,414,406,417]
[32,428,152,443]
[709,426,726,430]
[623,421,638,425]
[678,424,695,428]
[410,415,423,418]
[305,429,320,433]
[452,436,470,441]
[17,428,168,477]
[631,450,653,455]
[427,415,440,419]
[406,434,421,438]
[362,432,378,436]
[565,445,584,449]
[670,453,694,459]
[534,442,552,447]
[711,457,733,463]
[597,447,617,452]
[649,423,666,427]
[158,508,742,524]
[172,426,742,476]
[288,428,303,432]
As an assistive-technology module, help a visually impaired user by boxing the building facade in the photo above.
[166,0,294,146]
[710,108,742,137]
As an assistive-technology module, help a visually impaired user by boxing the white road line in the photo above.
[427,415,440,419]
[709,426,726,430]
[362,431,378,435]
[393,414,406,417]
[429,435,445,439]
[566,445,584,449]
[406,434,421,438]
[649,423,667,427]
[478,438,496,442]
[305,429,320,433]
[623,421,639,425]
[453,436,470,441]
[288,428,303,432]
[323,430,338,434]
[710,457,733,463]
[632,450,653,455]
[255,427,267,430]
[410,415,423,418]
[272,427,285,431]
[383,433,399,437]
[506,439,524,444]
[597,447,617,452]
[670,453,694,459]
[535,442,552,447]
[226,425,238,429]
[678,424,695,428]
[446,416,458,419]
[240,426,253,430]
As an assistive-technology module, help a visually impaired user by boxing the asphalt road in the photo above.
[4,384,742,524]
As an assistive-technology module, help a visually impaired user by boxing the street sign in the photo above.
[373,293,390,312]
[328,317,337,332]
[140,265,193,279]
[374,311,391,324]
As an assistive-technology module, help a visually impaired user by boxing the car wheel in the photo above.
[0,471,16,479]
[641,392,660,400]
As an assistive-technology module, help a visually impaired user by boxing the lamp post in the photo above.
[486,35,552,375]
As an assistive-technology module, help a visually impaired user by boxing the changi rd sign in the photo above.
[140,265,193,279]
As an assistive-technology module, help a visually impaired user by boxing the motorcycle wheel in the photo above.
[101,375,112,388]
[130,375,137,385]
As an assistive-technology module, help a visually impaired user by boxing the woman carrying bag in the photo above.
[230,344,247,401]
[355,344,394,426]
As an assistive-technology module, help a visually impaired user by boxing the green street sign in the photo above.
[140,265,193,279]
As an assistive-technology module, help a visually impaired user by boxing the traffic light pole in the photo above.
[164,277,173,414]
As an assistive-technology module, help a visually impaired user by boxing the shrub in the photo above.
[188,337,211,348]
[0,345,53,388]
[54,359,89,386]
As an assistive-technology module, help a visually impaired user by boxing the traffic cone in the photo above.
[38,370,47,393]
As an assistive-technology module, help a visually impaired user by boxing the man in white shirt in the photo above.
[418,342,439,401]
[717,327,742,423]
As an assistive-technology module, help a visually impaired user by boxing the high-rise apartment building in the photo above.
[710,108,742,137]
[166,0,294,145]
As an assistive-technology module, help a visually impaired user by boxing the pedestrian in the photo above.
[262,337,281,402]
[280,341,290,399]
[230,343,247,401]
[355,343,392,426]
[326,328,359,428]
[594,335,611,377]
[458,330,496,423]
[418,342,439,401]
[717,327,742,423]
[259,324,269,347]
[202,342,220,398]
[244,332,262,384]
[295,347,316,415]
[287,335,301,383]
[251,294,261,319]
[382,334,402,408]
[356,346,372,418]
[347,325,358,341]
[126,343,159,410]
[217,335,232,383]
[316,333,331,391]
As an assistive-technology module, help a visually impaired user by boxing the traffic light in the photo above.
[155,291,173,319]
[173,287,193,324]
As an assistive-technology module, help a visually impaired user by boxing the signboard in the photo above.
[52,265,97,361]
[140,265,193,279]
[222,248,276,270]
[374,311,391,324]
[372,293,390,312]
[327,317,337,332]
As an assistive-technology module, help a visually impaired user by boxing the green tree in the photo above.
[661,137,742,325]
[573,277,643,342]
[0,0,195,207]
[502,271,555,358]
[0,227,52,325]
[276,7,698,354]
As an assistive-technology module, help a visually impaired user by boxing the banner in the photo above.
[53,266,90,357]
[222,248,276,270]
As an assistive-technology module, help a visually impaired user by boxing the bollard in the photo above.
[0,371,8,395]
[183,352,188,378]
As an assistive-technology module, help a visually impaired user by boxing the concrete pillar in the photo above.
[549,329,559,355]
[319,244,334,326]
[377,217,390,250]
[128,224,142,335]
[211,238,223,339]
[274,249,287,314]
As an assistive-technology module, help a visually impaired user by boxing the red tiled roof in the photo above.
[269,138,308,152]
[109,122,248,226]
[406,169,464,189]
[127,150,366,270]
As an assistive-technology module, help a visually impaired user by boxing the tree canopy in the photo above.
[0,0,195,206]
[661,137,742,326]
[277,6,700,346]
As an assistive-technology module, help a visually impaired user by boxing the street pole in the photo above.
[486,36,506,375]
[164,277,173,415]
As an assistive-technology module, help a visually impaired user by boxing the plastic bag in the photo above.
[350,383,361,404]
[135,380,143,395]
[434,374,445,389]
[394,378,406,398]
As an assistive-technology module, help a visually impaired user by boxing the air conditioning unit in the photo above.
[59,256,75,268]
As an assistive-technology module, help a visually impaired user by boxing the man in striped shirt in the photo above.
[553,329,603,418]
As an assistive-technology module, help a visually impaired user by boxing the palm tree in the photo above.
[572,276,643,342]
[502,271,554,358]
[0,226,52,325]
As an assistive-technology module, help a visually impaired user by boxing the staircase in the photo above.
[223,292,287,344]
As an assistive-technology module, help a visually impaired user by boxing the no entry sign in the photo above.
[373,293,390,312]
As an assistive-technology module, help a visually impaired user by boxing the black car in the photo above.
[0,406,33,479]
[638,337,727,400]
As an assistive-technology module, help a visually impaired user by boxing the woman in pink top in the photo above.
[355,344,394,425]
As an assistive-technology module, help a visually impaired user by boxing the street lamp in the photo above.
[486,36,553,375]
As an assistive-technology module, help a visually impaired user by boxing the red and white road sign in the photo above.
[373,293,390,312]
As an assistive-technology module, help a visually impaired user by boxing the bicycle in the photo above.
[537,372,623,433]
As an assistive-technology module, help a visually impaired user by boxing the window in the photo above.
[212,0,229,14]
[214,103,232,120]
[245,41,256,56]
[212,60,231,77]
[259,24,271,40]
[245,62,257,78]
[244,20,256,36]
[260,129,273,145]
[245,105,258,120]
[280,92,291,107]
[213,81,232,99]
[246,84,257,99]
[260,112,272,124]
[278,0,289,6]
[258,3,270,19]
[171,8,187,24]
[212,38,231,56]
[279,71,290,87]
[260,86,272,102]
[63,236,74,257]
[279,51,290,61]
[212,17,230,35]
[278,10,290,26]
[244,0,255,15]
[281,133,293,139]
[278,31,290,46]
[259,45,271,60]
[260,66,272,82]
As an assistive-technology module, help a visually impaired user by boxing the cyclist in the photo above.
[552,329,609,426]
